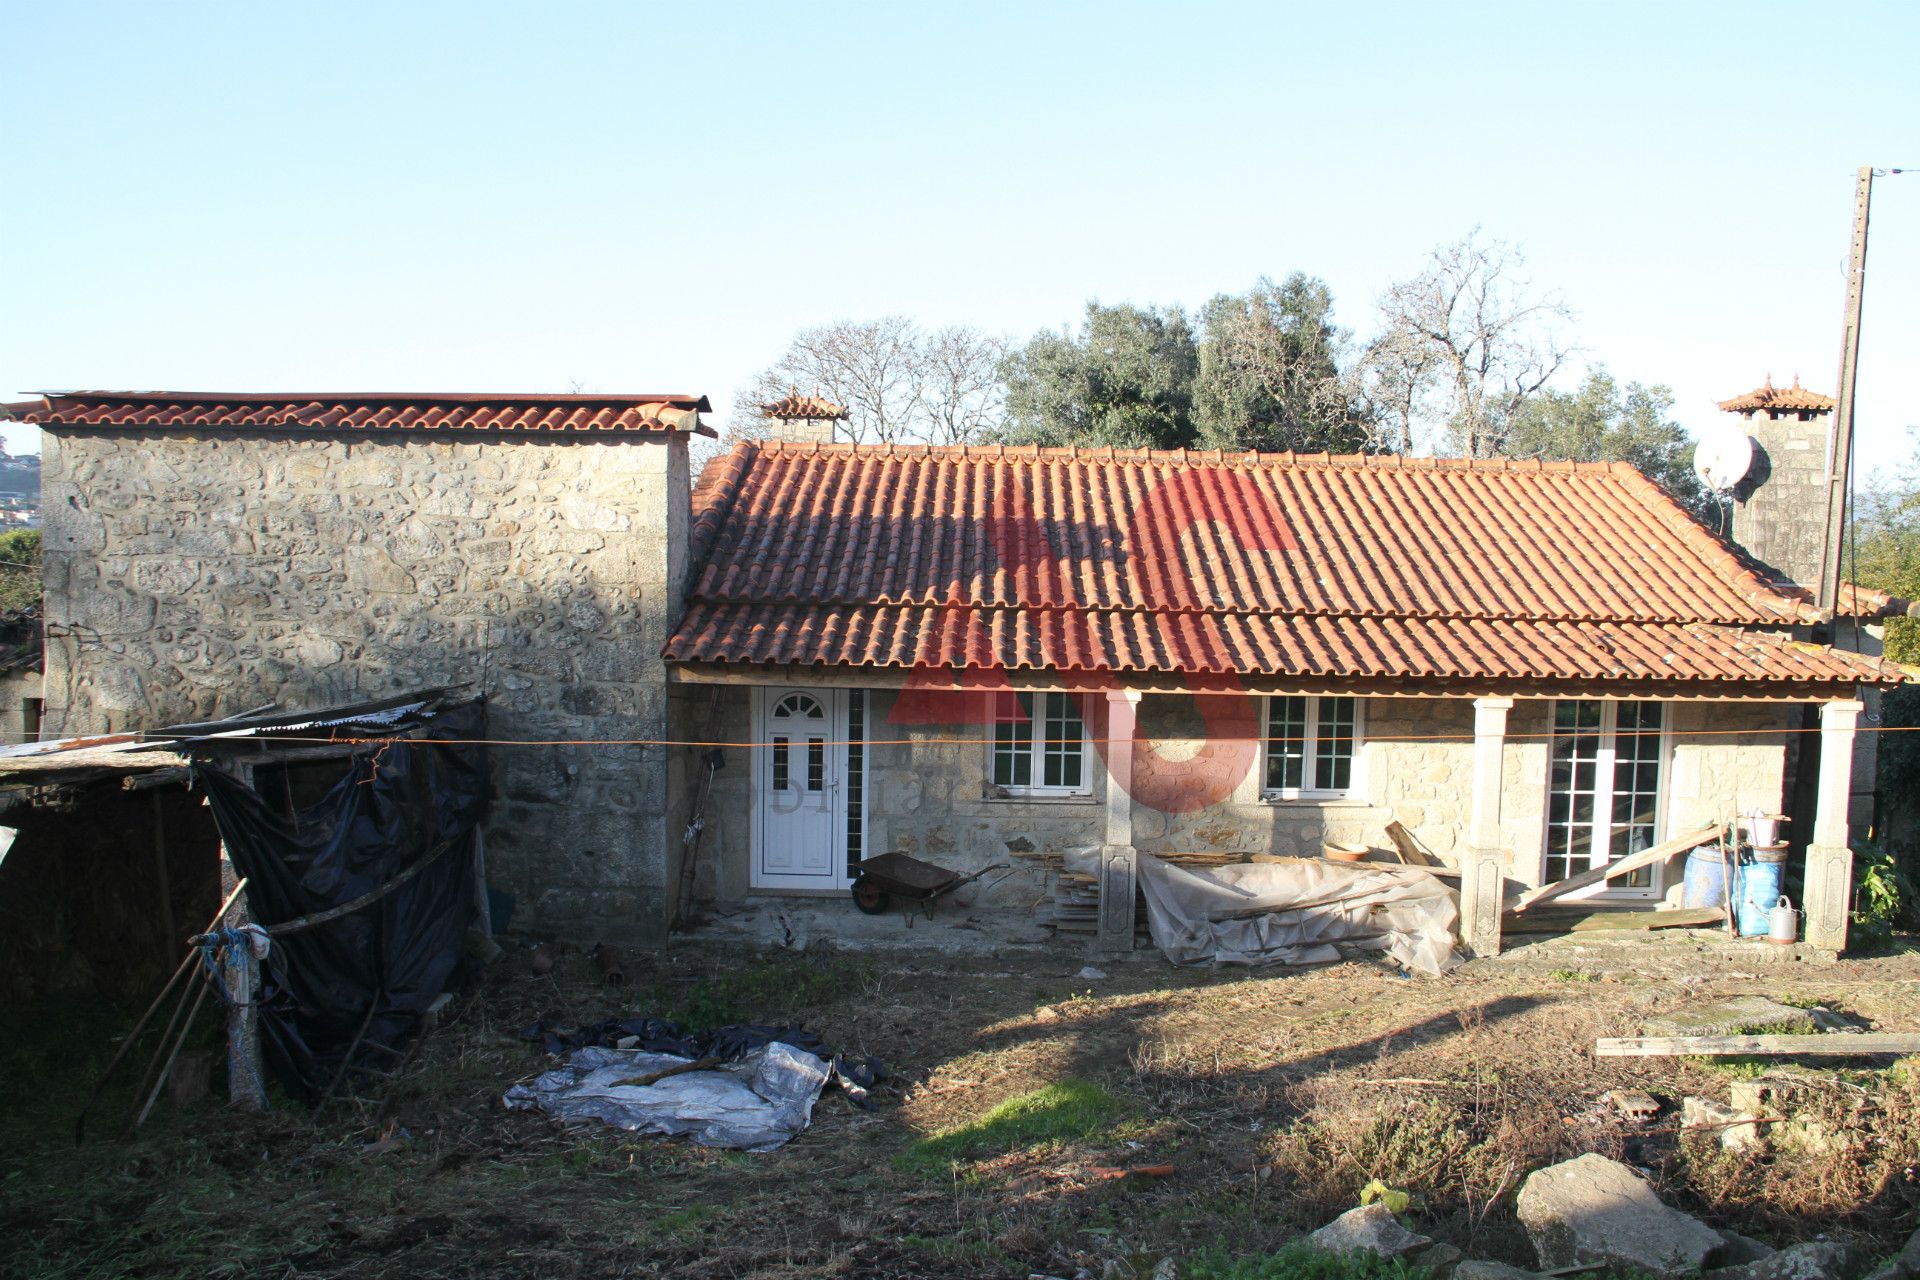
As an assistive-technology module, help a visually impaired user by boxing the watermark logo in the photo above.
[887,463,1296,812]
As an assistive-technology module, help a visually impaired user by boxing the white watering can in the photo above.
[1769,896,1800,945]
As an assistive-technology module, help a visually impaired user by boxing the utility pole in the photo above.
[1818,166,1873,616]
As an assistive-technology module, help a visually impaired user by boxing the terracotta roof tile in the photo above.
[667,441,1897,690]
[1716,376,1835,414]
[760,390,848,420]
[7,391,716,436]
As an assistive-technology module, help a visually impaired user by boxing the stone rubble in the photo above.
[1515,1153,1725,1278]
[1305,1202,1433,1258]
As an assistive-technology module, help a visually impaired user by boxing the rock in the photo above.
[1409,1241,1463,1274]
[1643,997,1817,1038]
[1453,1263,1542,1280]
[1864,1225,1920,1280]
[1151,1261,1178,1280]
[1306,1203,1433,1258]
[1078,966,1109,980]
[1706,1240,1857,1280]
[1681,1096,1762,1151]
[1714,1229,1778,1266]
[1515,1153,1724,1278]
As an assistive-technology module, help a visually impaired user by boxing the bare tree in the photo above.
[920,325,1006,445]
[731,318,1005,447]
[1369,230,1575,457]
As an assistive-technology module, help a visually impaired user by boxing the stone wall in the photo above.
[1732,409,1830,589]
[40,428,690,944]
[687,688,1796,914]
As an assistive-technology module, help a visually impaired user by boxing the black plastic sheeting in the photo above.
[199,701,487,1105]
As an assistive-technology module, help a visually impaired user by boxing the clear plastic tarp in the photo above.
[504,1042,831,1151]
[1136,854,1464,977]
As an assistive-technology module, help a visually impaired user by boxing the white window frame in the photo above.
[987,691,1090,798]
[1541,699,1673,899]
[1261,695,1364,800]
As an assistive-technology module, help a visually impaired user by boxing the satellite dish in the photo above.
[1692,426,1755,492]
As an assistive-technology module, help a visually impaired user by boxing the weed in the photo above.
[896,1079,1131,1174]
[1184,1240,1436,1280]
[1548,969,1599,983]
[654,1204,721,1237]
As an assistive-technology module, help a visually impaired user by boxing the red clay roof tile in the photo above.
[666,441,1895,691]
[8,391,716,436]
[1716,376,1835,414]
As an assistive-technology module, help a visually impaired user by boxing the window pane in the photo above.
[806,738,824,791]
[1606,702,1665,886]
[771,736,788,791]
[846,691,865,875]
[1547,701,1604,881]
[992,692,1031,788]
[1315,696,1355,791]
[1265,696,1306,791]
[1042,692,1084,789]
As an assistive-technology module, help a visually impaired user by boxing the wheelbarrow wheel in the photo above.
[850,875,890,915]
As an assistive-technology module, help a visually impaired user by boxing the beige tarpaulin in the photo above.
[1136,854,1464,976]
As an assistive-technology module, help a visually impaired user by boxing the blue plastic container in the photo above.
[1736,853,1787,936]
[1681,847,1727,909]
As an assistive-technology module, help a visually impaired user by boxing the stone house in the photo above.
[8,386,1908,956]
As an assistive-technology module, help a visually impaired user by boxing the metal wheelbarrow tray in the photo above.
[850,851,1010,925]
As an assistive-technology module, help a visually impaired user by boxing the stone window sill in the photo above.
[1257,796,1371,809]
[980,793,1099,806]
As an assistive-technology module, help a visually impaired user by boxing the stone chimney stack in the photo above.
[1721,376,1838,591]
[762,387,849,445]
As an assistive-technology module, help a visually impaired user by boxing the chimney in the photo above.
[1721,375,1837,591]
[762,386,848,445]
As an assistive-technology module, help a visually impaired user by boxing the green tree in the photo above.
[1502,369,1713,516]
[0,527,38,612]
[998,302,1200,449]
[1194,274,1373,454]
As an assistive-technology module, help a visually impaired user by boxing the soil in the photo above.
[4,932,1917,1280]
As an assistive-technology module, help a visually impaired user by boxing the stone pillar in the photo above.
[1460,697,1512,958]
[1097,690,1142,954]
[1803,698,1862,953]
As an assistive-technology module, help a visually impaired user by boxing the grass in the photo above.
[895,1078,1133,1174]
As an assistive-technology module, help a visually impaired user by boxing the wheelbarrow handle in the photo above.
[954,861,1012,886]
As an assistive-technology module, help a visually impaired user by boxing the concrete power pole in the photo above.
[1818,166,1873,615]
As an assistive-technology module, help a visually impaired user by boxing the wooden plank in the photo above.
[1595,1033,1920,1058]
[1507,824,1723,913]
[1502,905,1725,934]
[1383,820,1437,867]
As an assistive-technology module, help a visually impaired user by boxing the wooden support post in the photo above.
[1097,690,1141,954]
[1804,698,1862,953]
[215,759,269,1112]
[223,932,268,1111]
[1460,697,1511,958]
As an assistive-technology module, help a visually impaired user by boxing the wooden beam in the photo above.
[1507,824,1723,913]
[1502,905,1725,934]
[1596,1033,1920,1058]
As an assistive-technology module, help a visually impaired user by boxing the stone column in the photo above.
[1097,690,1142,954]
[1460,697,1512,958]
[1803,698,1863,953]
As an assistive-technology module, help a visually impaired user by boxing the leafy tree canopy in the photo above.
[0,527,38,613]
[1502,369,1713,517]
[1194,273,1374,455]
[998,302,1200,450]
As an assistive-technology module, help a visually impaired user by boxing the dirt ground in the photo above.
[4,931,1918,1280]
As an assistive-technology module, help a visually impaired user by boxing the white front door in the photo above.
[753,688,846,889]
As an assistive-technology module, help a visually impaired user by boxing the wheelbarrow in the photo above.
[849,851,1011,925]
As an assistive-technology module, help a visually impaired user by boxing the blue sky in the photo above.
[3,1,1915,479]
